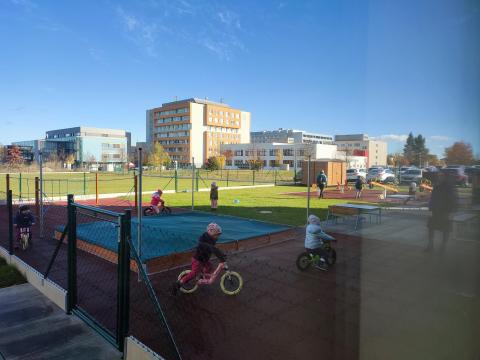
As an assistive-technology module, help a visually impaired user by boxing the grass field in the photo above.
[138,185,378,226]
[0,170,291,199]
[0,258,26,288]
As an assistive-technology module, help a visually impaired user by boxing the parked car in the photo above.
[440,167,468,186]
[346,168,367,182]
[366,167,396,183]
[400,169,423,184]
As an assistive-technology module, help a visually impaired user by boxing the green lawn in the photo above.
[0,258,26,288]
[138,185,377,227]
[0,170,282,200]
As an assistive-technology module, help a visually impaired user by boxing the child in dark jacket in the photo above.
[175,223,226,290]
[210,182,218,211]
[14,205,35,248]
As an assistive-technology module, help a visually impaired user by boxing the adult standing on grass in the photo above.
[316,170,327,199]
[210,182,218,211]
[426,173,457,252]
[354,176,364,199]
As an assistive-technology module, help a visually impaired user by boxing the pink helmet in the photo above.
[207,223,222,236]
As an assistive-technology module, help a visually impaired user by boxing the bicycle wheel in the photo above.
[162,207,172,215]
[220,271,243,295]
[177,270,198,294]
[326,249,336,266]
[143,208,153,216]
[296,252,312,271]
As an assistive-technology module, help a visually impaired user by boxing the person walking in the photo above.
[354,176,364,199]
[210,182,219,211]
[316,170,327,199]
[426,173,457,252]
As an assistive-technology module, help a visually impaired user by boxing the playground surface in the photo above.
[1,204,479,359]
[65,211,290,261]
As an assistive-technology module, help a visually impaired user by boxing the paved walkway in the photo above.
[0,283,122,360]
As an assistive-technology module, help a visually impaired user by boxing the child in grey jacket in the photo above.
[305,214,334,270]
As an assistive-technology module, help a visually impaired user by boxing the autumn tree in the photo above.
[275,149,283,167]
[222,150,233,165]
[444,142,474,165]
[388,153,409,166]
[205,156,221,170]
[6,146,23,168]
[147,142,171,168]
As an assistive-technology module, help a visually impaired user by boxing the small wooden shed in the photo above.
[300,160,347,187]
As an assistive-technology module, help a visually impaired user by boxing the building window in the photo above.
[283,149,294,156]
[235,150,243,156]
[269,149,276,156]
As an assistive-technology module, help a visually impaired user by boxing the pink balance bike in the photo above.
[177,262,243,296]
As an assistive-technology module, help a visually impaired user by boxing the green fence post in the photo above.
[174,169,178,193]
[252,170,255,185]
[226,170,229,187]
[67,194,77,314]
[7,190,13,255]
[19,173,22,198]
[274,170,277,185]
[195,169,199,192]
[117,209,131,351]
[83,172,86,195]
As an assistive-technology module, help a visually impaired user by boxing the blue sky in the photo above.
[1,0,479,156]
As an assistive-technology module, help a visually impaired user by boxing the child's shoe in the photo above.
[315,258,328,271]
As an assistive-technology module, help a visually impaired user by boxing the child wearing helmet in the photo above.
[175,223,226,291]
[305,214,334,271]
[150,189,165,214]
[14,205,35,249]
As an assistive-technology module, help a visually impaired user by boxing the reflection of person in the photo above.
[355,176,363,199]
[316,170,327,199]
[426,174,457,251]
[210,182,218,211]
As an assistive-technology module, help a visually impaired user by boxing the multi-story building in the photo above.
[334,134,387,167]
[221,142,367,170]
[13,127,129,168]
[146,98,251,166]
[44,127,129,166]
[251,128,333,145]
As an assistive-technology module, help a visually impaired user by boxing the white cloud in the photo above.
[116,6,160,57]
[373,134,409,142]
[430,135,450,142]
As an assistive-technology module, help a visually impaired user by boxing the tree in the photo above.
[444,142,474,165]
[275,149,283,167]
[65,154,76,168]
[205,156,221,170]
[217,155,226,169]
[0,143,5,164]
[424,154,443,167]
[388,153,409,166]
[147,142,171,168]
[6,146,23,168]
[403,133,429,166]
[403,133,416,163]
[413,134,429,166]
[221,150,234,167]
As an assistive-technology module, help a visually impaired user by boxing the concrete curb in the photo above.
[0,246,67,311]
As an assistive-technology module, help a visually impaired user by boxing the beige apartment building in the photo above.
[334,134,387,167]
[146,98,250,166]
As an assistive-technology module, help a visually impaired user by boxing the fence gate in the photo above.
[66,195,130,352]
